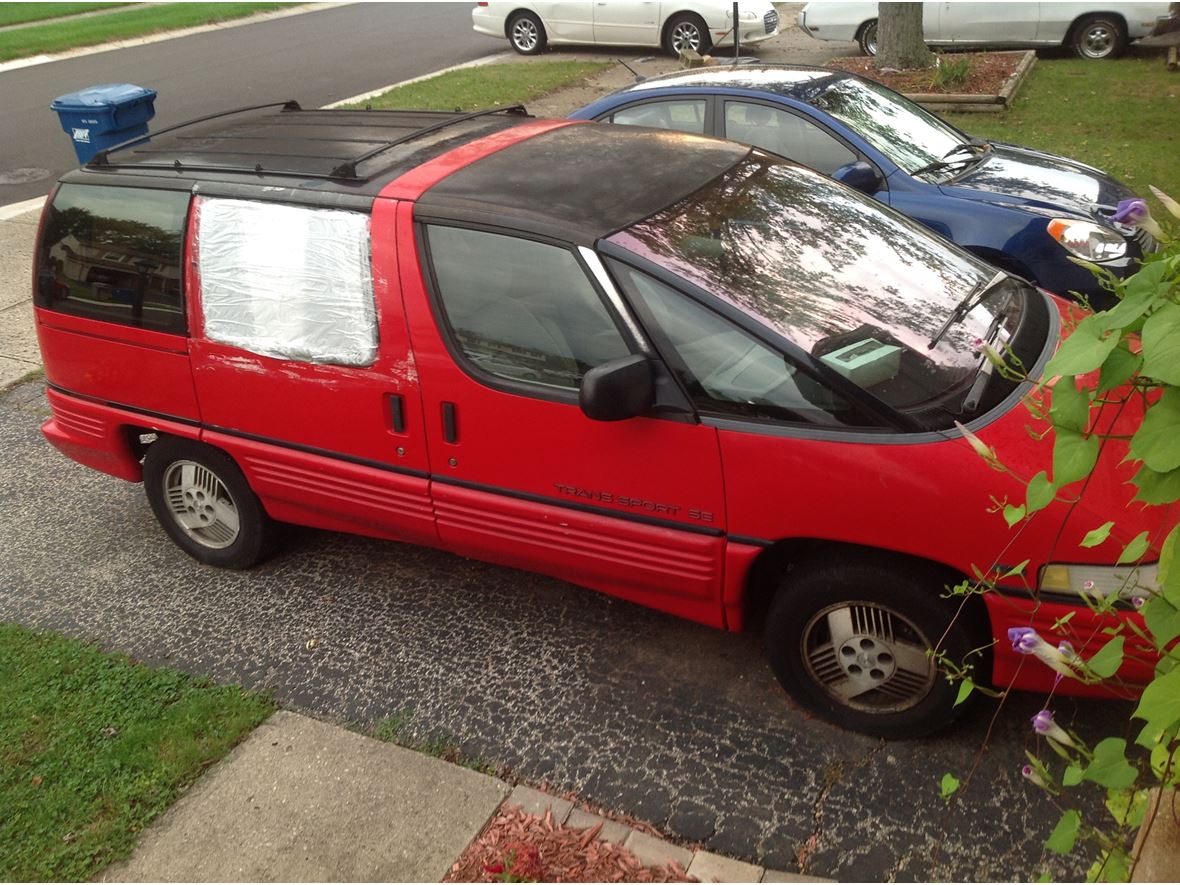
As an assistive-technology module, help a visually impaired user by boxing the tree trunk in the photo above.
[874,2,935,70]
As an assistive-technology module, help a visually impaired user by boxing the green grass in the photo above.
[0,623,274,881]
[945,56,1180,205]
[0,3,132,27]
[348,61,613,112]
[0,2,294,62]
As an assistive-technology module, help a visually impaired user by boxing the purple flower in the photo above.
[1132,595,1146,609]
[1111,198,1149,225]
[1009,626,1040,654]
[1032,709,1076,747]
[1021,764,1050,789]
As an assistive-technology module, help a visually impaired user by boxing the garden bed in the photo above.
[826,50,1036,112]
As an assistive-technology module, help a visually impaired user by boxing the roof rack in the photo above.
[88,100,303,167]
[86,102,532,182]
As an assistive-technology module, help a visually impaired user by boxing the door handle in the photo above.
[441,402,458,444]
[386,393,405,433]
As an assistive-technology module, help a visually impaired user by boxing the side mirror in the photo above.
[833,160,883,194]
[579,355,654,422]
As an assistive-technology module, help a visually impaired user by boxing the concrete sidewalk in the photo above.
[98,711,828,883]
[0,204,42,390]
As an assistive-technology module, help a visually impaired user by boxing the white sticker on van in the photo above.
[72,128,90,143]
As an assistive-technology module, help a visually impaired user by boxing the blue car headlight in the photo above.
[1047,218,1127,262]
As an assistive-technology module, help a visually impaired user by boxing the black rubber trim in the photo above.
[204,423,430,480]
[729,534,773,548]
[48,382,201,427]
[433,474,728,538]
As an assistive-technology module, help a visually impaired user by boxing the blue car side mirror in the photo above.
[834,161,883,194]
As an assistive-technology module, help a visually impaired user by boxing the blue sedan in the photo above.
[571,65,1153,306]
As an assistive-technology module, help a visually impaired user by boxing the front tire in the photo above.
[507,11,547,55]
[664,13,711,56]
[143,436,274,569]
[856,19,879,56]
[765,554,976,738]
[1070,14,1127,59]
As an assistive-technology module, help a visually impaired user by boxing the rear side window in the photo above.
[196,198,377,367]
[35,184,189,334]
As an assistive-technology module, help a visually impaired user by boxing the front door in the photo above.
[593,0,660,44]
[398,207,729,626]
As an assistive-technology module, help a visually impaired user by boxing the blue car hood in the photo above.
[938,143,1137,221]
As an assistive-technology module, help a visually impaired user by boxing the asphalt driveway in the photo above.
[0,379,1118,881]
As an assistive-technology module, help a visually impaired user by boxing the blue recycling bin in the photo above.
[50,83,157,165]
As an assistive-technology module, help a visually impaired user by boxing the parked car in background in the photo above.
[798,1,1171,58]
[33,102,1166,738]
[471,0,780,55]
[572,65,1154,306]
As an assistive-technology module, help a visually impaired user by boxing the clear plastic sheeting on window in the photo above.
[197,198,377,366]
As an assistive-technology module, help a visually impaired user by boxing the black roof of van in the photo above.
[59,101,753,244]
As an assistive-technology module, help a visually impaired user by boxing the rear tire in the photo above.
[764,554,976,738]
[664,13,712,56]
[143,436,274,569]
[507,11,547,55]
[1070,14,1127,59]
[856,19,879,56]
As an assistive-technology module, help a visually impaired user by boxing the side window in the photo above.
[426,226,631,392]
[723,102,857,176]
[197,198,377,367]
[608,99,707,134]
[35,184,188,334]
[610,261,870,428]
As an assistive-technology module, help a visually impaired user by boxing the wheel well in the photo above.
[662,10,706,40]
[1066,11,1128,44]
[855,18,876,39]
[743,538,993,662]
[504,8,537,37]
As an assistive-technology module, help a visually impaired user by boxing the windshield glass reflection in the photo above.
[804,75,965,175]
[608,154,1023,415]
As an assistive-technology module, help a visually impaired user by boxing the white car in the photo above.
[472,1,780,55]
[797,1,1171,59]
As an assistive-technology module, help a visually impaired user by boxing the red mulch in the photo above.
[825,51,1024,94]
[445,805,698,883]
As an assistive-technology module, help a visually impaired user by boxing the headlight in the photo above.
[1047,218,1127,262]
[1039,562,1156,604]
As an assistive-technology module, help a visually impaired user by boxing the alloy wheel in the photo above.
[162,460,241,549]
[512,18,540,52]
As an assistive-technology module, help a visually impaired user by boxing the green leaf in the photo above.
[1026,471,1056,515]
[1049,375,1091,433]
[954,678,974,707]
[1117,531,1150,565]
[1132,666,1180,748]
[1132,462,1180,506]
[939,772,961,800]
[1086,635,1124,678]
[1000,560,1030,579]
[1129,388,1180,474]
[1105,789,1148,829]
[1004,503,1026,527]
[1045,809,1081,855]
[1141,301,1180,385]
[1100,259,1169,331]
[1082,738,1138,789]
[1053,429,1100,487]
[1143,596,1180,651]
[1046,314,1121,377]
[1081,522,1115,549]
[1096,346,1142,394]
[1063,764,1084,787]
[1158,523,1180,585]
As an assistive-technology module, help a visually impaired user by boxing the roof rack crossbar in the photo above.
[328,104,529,179]
[88,100,302,167]
[88,160,341,180]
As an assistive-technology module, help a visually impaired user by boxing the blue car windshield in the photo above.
[808,75,966,176]
[608,153,1025,415]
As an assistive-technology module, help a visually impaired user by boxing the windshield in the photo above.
[607,153,1026,419]
[805,75,967,176]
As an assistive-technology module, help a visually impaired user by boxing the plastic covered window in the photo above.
[197,198,377,366]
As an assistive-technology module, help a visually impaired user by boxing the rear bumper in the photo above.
[985,591,1155,700]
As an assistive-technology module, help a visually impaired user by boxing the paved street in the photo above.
[0,2,505,203]
[1,378,1119,881]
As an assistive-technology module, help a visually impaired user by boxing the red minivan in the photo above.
[32,103,1169,737]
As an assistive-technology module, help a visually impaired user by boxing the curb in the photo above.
[905,49,1036,114]
[494,786,835,883]
[324,51,512,109]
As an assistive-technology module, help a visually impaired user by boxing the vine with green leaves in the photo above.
[941,188,1180,882]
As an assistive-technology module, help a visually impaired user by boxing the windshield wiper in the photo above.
[927,270,1007,350]
[910,140,990,178]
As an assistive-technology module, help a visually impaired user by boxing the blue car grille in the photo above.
[765,10,778,33]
